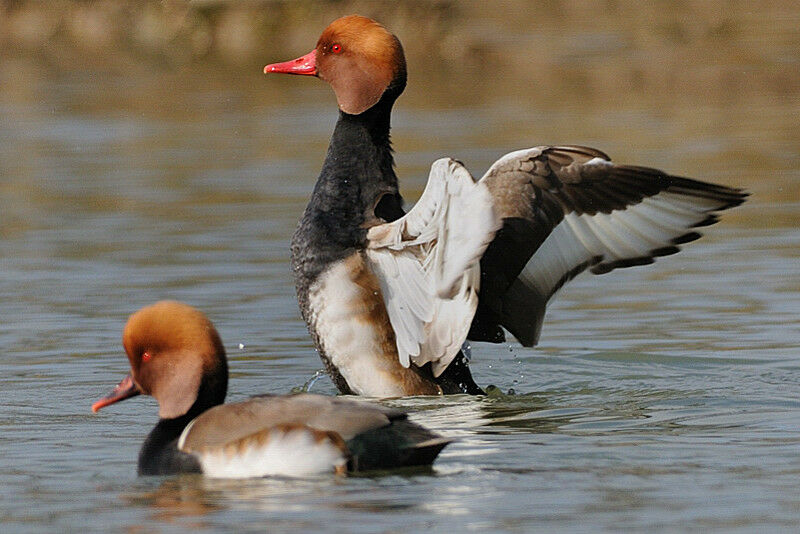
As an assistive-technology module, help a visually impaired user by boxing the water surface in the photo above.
[1,14,800,532]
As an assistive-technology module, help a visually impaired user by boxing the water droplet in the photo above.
[461,341,473,361]
[301,369,327,392]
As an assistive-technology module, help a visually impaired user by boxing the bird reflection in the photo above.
[123,476,220,526]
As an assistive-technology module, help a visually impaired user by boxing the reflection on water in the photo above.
[1,3,800,532]
[125,478,223,527]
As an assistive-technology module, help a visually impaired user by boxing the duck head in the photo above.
[92,301,228,419]
[265,15,407,115]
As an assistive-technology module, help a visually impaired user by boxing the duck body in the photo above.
[266,16,747,398]
[133,394,445,477]
[290,66,483,396]
[92,301,449,477]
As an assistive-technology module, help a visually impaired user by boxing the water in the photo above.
[2,23,800,533]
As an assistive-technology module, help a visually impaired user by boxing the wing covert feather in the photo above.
[471,145,747,347]
[366,158,501,374]
[178,394,398,451]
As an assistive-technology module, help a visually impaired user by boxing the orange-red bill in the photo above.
[264,49,318,76]
[92,373,140,413]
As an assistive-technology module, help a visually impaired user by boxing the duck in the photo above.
[263,15,747,398]
[91,300,450,477]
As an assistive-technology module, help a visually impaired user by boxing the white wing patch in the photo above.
[520,189,722,301]
[366,158,501,375]
[182,425,347,479]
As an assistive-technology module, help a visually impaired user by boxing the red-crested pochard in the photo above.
[264,15,747,397]
[92,301,449,477]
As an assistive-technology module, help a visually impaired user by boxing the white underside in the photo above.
[308,259,408,397]
[188,426,347,479]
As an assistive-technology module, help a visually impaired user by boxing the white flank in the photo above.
[309,259,410,397]
[192,427,346,479]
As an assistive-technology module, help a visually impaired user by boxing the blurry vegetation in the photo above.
[2,0,799,106]
[0,1,458,66]
[1,1,798,203]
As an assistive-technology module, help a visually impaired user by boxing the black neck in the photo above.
[137,372,227,476]
[291,87,406,281]
[138,411,201,476]
[318,72,406,198]
[314,91,401,221]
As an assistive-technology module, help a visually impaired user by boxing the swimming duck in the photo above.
[264,15,747,397]
[92,300,450,477]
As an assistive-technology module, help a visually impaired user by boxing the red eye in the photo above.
[142,352,152,363]
[331,43,342,54]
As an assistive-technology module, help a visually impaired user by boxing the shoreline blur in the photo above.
[3,1,798,103]
[2,0,798,206]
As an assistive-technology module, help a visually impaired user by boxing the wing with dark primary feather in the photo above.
[469,145,748,347]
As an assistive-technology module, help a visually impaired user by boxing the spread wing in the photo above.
[365,158,501,376]
[469,145,748,347]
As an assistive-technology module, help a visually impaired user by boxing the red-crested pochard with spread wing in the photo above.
[92,301,449,477]
[264,15,747,397]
